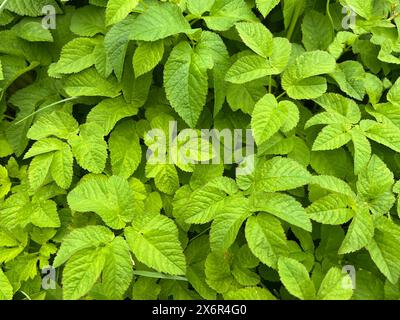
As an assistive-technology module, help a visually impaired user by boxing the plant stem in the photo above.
[13,96,78,126]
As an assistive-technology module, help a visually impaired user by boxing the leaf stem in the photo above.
[268,75,272,94]
[12,96,78,126]
[276,92,286,100]
[133,270,188,282]
[326,0,335,30]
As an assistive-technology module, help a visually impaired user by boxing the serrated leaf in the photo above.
[256,0,280,17]
[261,157,311,192]
[102,237,133,299]
[67,175,135,229]
[224,287,276,300]
[69,123,107,174]
[129,2,192,41]
[125,215,186,275]
[0,269,13,300]
[27,110,79,141]
[109,120,141,179]
[312,124,352,151]
[278,257,316,300]
[307,194,354,225]
[282,51,336,99]
[164,41,208,127]
[339,205,374,254]
[210,196,252,252]
[106,0,139,26]
[54,226,114,268]
[317,267,353,300]
[251,192,312,231]
[64,68,121,98]
[63,248,106,300]
[245,213,289,268]
[133,40,164,78]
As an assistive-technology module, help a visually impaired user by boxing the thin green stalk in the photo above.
[12,96,78,126]
[276,92,286,100]
[326,0,335,30]
[268,75,272,94]
[133,270,188,282]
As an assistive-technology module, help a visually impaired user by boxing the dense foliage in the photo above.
[1,0,400,300]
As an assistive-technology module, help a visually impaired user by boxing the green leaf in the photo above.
[4,0,60,16]
[109,120,141,179]
[301,10,333,51]
[51,143,74,189]
[64,68,121,98]
[210,196,252,252]
[310,175,356,199]
[50,38,98,74]
[28,153,54,190]
[312,124,352,151]
[260,157,311,192]
[0,269,13,300]
[27,110,79,141]
[282,51,336,99]
[251,192,312,231]
[256,0,280,17]
[317,267,353,300]
[330,61,366,101]
[106,0,139,26]
[86,96,140,135]
[63,247,106,300]
[125,215,186,275]
[203,0,256,31]
[13,18,53,42]
[351,126,371,175]
[367,218,400,284]
[245,213,289,268]
[67,175,135,229]
[360,120,400,153]
[133,40,164,78]
[278,257,316,300]
[307,194,354,225]
[235,22,273,58]
[176,177,238,224]
[69,123,108,174]
[30,200,60,228]
[129,2,192,41]
[0,165,11,200]
[102,237,133,299]
[164,41,208,127]
[225,54,270,84]
[54,225,114,268]
[187,0,215,16]
[224,286,276,300]
[205,251,240,293]
[70,5,106,37]
[251,94,288,145]
[146,163,179,196]
[339,205,374,254]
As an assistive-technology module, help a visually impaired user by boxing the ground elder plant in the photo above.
[1,0,400,301]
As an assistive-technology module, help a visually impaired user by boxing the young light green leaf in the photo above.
[63,247,106,300]
[125,215,186,275]
[278,257,316,300]
[67,175,135,229]
[261,157,311,192]
[164,41,208,127]
[245,213,289,268]
[106,0,139,26]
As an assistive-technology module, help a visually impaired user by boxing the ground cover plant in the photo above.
[1,0,400,301]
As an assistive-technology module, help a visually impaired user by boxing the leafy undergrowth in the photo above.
[1,0,400,300]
